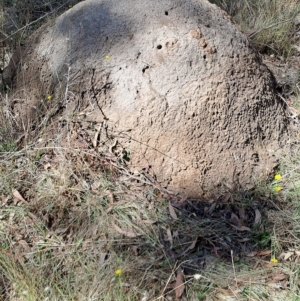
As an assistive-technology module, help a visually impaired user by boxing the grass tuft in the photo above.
[210,0,300,57]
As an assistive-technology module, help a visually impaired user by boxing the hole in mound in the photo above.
[165,11,168,15]
[157,45,162,50]
[142,66,149,73]
[203,55,206,60]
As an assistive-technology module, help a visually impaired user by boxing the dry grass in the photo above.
[1,128,300,300]
[1,0,81,38]
[0,143,163,300]
[210,0,300,57]
[1,0,300,300]
[0,0,83,81]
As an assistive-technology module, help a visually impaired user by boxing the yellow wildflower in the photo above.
[47,95,52,101]
[115,269,122,276]
[270,257,278,263]
[275,186,282,192]
[105,55,110,60]
[274,174,282,181]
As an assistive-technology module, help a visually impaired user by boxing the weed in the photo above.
[252,231,272,249]
[0,140,16,152]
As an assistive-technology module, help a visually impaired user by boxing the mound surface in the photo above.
[4,0,288,197]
